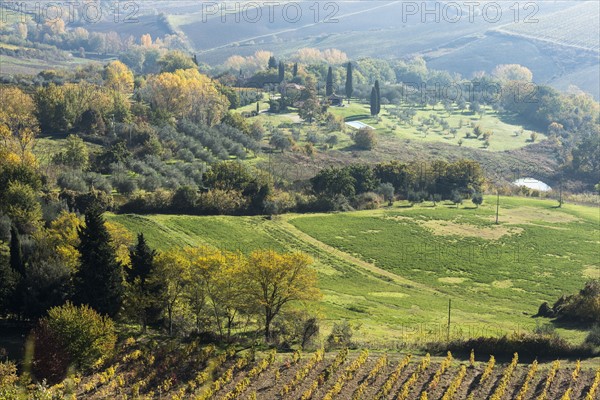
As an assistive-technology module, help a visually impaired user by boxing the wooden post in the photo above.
[495,191,500,225]
[447,298,451,342]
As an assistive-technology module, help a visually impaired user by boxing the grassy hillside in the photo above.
[0,53,93,75]
[108,197,599,345]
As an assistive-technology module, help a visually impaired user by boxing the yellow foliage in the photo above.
[142,69,229,126]
[0,86,39,164]
[105,60,135,94]
[105,221,134,266]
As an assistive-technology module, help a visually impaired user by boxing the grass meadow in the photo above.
[108,196,599,347]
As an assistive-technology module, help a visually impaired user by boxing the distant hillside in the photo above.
[163,0,599,98]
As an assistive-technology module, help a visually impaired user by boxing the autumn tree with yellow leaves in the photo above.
[142,68,229,126]
[145,247,320,340]
[104,60,135,94]
[0,86,39,164]
[246,250,321,341]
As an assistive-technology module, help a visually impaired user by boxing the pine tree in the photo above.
[278,61,285,82]
[75,206,124,318]
[345,62,353,103]
[370,87,378,116]
[374,80,381,115]
[268,56,277,69]
[326,66,334,96]
[293,62,298,77]
[127,234,163,331]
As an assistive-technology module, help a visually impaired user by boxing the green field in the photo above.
[238,97,545,153]
[108,197,599,347]
[331,102,544,152]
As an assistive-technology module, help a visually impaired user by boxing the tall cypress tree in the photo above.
[374,80,381,115]
[8,226,26,318]
[9,226,25,277]
[127,233,163,331]
[345,62,353,103]
[325,66,334,96]
[292,62,298,77]
[75,206,123,318]
[370,87,378,116]
[268,56,277,69]
[278,61,285,82]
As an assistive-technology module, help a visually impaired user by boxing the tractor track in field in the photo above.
[268,214,444,296]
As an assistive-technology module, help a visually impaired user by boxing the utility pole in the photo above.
[447,298,451,342]
[495,190,500,225]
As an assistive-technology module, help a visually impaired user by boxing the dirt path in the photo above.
[278,215,444,295]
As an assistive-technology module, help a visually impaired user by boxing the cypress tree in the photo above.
[9,226,25,277]
[8,226,25,318]
[374,80,381,115]
[370,87,378,116]
[268,56,277,69]
[293,62,298,77]
[74,206,123,318]
[128,233,163,331]
[326,66,334,96]
[278,61,285,82]
[345,62,353,103]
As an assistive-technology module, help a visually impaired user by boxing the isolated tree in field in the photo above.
[268,55,277,69]
[473,125,483,139]
[74,206,124,318]
[326,66,334,96]
[530,132,538,142]
[370,87,378,116]
[126,234,164,332]
[374,80,381,114]
[326,134,338,148]
[377,182,395,206]
[451,190,463,208]
[270,132,292,152]
[472,193,483,208]
[299,96,322,123]
[354,128,377,150]
[345,62,353,103]
[278,61,285,83]
[246,250,320,341]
